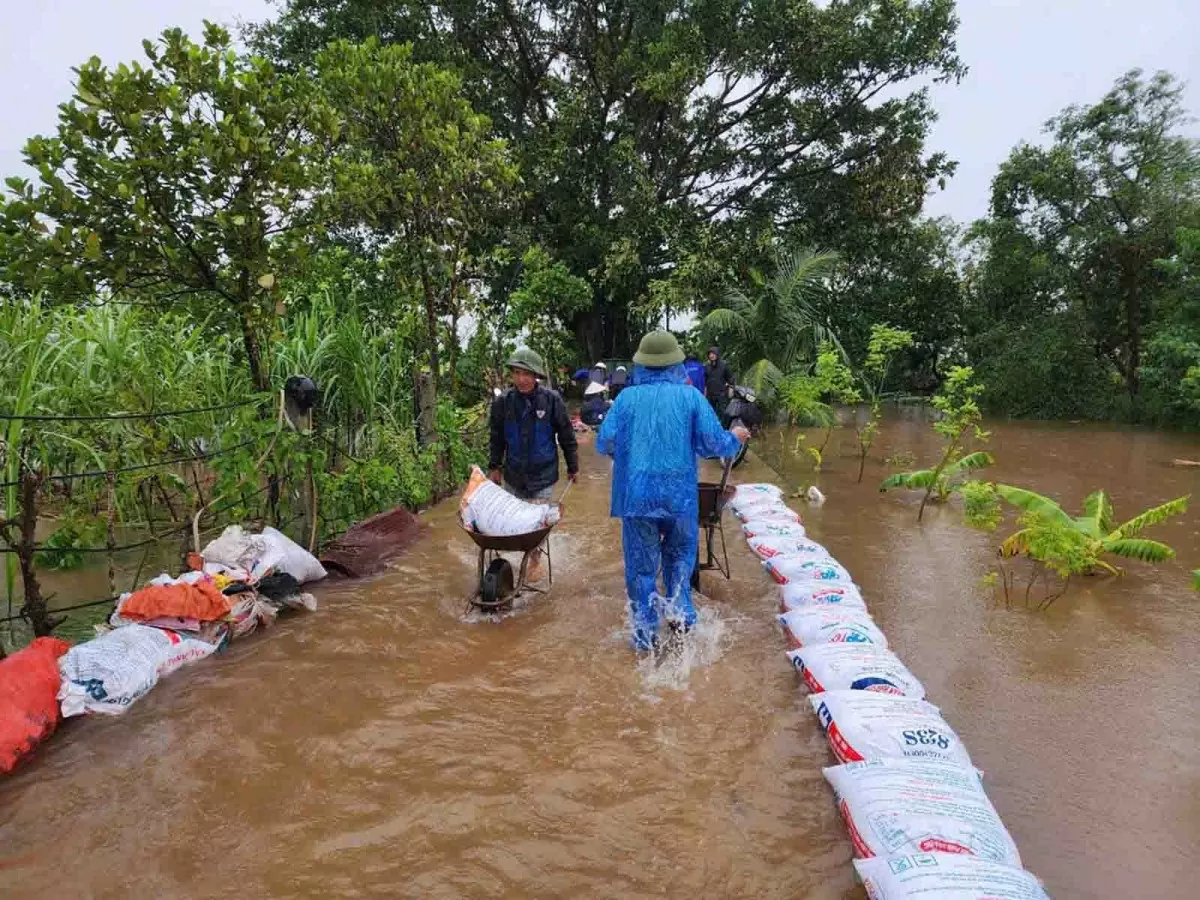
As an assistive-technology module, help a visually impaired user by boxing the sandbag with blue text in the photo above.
[788,644,926,698]
[809,691,973,767]
[779,608,888,649]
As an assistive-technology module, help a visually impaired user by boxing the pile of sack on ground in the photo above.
[730,483,1052,900]
[1,525,325,774]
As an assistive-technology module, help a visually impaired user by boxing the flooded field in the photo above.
[1,416,1197,899]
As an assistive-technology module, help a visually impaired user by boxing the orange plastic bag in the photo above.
[0,637,71,775]
[119,581,231,622]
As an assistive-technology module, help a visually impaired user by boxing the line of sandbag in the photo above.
[730,482,1052,899]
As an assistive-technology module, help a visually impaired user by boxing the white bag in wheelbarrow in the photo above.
[809,691,974,767]
[780,582,867,613]
[824,759,1022,866]
[58,625,219,717]
[855,854,1049,900]
[459,466,560,537]
[747,534,830,561]
[765,556,852,585]
[788,644,925,698]
[742,520,806,540]
[779,608,888,650]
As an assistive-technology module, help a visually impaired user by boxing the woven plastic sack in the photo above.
[809,691,973,767]
[764,556,852,585]
[780,582,867,612]
[260,527,327,584]
[0,637,71,774]
[58,625,218,717]
[729,492,786,517]
[460,466,560,536]
[732,482,783,501]
[855,854,1049,900]
[747,535,831,561]
[741,520,807,540]
[825,759,1022,866]
[788,644,925,698]
[735,503,802,525]
[779,608,887,650]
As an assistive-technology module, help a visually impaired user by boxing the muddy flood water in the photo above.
[1,415,1197,899]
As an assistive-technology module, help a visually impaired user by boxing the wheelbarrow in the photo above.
[460,482,571,613]
[692,456,737,589]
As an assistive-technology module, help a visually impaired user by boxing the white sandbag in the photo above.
[729,493,787,514]
[855,854,1049,900]
[201,525,281,581]
[747,535,831,561]
[780,582,867,612]
[736,504,802,525]
[58,625,218,717]
[732,482,783,501]
[788,644,925,698]
[741,520,807,539]
[765,556,853,585]
[459,466,560,536]
[809,691,973,767]
[825,759,1022,866]
[261,526,327,584]
[779,608,888,650]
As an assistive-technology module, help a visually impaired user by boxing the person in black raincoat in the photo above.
[704,346,734,420]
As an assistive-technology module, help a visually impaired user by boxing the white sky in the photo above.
[2,0,1197,225]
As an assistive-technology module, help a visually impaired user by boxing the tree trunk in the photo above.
[448,303,461,400]
[415,371,438,448]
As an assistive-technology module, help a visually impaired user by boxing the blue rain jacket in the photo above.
[596,364,742,520]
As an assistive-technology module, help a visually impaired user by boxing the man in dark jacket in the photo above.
[488,348,579,501]
[704,346,734,419]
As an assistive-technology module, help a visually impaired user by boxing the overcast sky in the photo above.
[2,0,1197,225]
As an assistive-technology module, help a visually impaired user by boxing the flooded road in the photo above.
[1,416,1197,899]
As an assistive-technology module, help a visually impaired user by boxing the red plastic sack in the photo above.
[0,637,71,774]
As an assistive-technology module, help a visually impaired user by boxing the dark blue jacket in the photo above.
[683,359,706,394]
[581,396,611,428]
[488,385,579,493]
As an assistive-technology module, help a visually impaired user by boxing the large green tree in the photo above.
[967,69,1200,417]
[312,39,519,400]
[0,23,327,390]
[252,0,965,357]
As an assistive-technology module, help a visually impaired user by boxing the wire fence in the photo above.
[0,392,309,644]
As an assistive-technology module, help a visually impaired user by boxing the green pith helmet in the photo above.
[506,347,547,378]
[632,330,685,368]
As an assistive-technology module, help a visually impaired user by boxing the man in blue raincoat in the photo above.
[596,331,748,650]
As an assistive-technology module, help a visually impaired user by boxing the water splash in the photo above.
[636,602,728,692]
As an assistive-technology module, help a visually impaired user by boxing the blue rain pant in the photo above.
[621,515,699,650]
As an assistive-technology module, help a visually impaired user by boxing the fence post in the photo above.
[16,467,61,637]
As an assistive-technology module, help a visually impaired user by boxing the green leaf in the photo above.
[995,485,1073,526]
[1113,495,1189,539]
[880,469,938,492]
[1103,538,1176,563]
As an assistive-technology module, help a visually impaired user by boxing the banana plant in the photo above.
[994,486,1189,575]
[879,451,995,501]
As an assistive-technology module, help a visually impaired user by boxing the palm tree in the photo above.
[995,486,1189,575]
[701,248,841,399]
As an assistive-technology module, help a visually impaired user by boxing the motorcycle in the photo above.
[724,385,763,469]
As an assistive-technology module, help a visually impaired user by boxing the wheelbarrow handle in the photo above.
[717,454,735,495]
[556,479,574,508]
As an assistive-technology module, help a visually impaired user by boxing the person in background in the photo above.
[489,348,579,579]
[704,346,734,420]
[596,331,749,651]
[609,364,629,400]
[683,355,706,394]
[589,361,608,386]
[581,381,611,428]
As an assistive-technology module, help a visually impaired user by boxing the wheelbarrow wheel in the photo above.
[480,557,516,608]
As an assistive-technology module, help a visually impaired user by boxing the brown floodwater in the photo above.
[1,415,1197,899]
